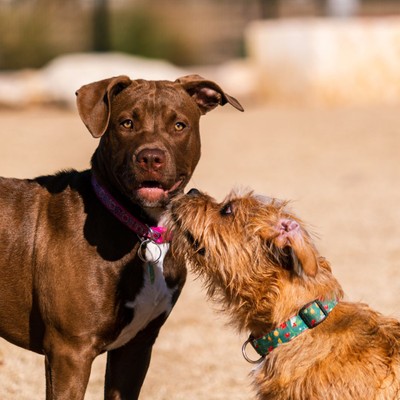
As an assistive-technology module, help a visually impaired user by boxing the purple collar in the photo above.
[91,174,169,244]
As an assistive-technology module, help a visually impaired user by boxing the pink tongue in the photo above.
[137,187,166,202]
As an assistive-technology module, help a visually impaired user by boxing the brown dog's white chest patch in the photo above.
[106,242,174,350]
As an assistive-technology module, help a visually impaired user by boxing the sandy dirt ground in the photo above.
[0,104,399,399]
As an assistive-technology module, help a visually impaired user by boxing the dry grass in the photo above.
[0,104,399,399]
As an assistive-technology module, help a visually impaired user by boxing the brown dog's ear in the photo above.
[75,75,132,138]
[175,74,244,114]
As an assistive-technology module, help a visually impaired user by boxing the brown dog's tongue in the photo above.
[138,179,183,203]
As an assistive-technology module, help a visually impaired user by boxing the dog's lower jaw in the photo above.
[135,189,169,209]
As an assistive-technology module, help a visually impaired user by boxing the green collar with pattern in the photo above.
[242,299,338,363]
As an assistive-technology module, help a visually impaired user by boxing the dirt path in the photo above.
[0,105,399,399]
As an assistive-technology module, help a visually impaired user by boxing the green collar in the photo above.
[242,299,338,363]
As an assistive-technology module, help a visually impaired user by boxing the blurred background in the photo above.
[2,0,400,107]
[1,0,400,69]
[1,1,400,399]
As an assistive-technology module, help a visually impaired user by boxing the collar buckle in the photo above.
[147,226,167,244]
[298,299,329,329]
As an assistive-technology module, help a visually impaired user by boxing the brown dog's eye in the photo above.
[220,202,234,216]
[121,119,134,129]
[174,122,186,132]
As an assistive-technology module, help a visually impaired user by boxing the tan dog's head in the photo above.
[166,189,343,334]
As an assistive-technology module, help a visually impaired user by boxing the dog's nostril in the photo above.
[188,188,200,196]
[136,149,166,171]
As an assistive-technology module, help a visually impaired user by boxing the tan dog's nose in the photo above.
[187,188,201,196]
[136,148,166,172]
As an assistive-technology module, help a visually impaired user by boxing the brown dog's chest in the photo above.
[107,242,175,350]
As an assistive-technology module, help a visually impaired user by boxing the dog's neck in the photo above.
[215,259,344,338]
[142,206,164,224]
[90,173,172,246]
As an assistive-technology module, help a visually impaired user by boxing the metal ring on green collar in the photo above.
[242,338,264,364]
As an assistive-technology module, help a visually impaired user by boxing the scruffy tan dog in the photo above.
[165,188,400,400]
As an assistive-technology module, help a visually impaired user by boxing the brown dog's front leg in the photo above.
[44,338,96,400]
[104,343,152,400]
[104,314,167,400]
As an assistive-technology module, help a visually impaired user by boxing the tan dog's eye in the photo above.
[220,203,234,216]
[121,119,134,129]
[175,122,186,132]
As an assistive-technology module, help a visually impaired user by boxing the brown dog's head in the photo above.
[76,75,243,211]
[166,189,343,333]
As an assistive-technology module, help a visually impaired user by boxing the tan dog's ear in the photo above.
[175,74,244,114]
[75,75,132,138]
[285,235,319,278]
[262,218,319,278]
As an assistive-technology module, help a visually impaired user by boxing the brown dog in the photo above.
[166,189,400,399]
[0,76,243,399]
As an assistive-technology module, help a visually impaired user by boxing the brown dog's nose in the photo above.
[136,148,166,172]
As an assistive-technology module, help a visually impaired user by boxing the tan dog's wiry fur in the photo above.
[165,189,400,400]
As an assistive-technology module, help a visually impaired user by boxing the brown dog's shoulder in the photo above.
[33,169,90,194]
